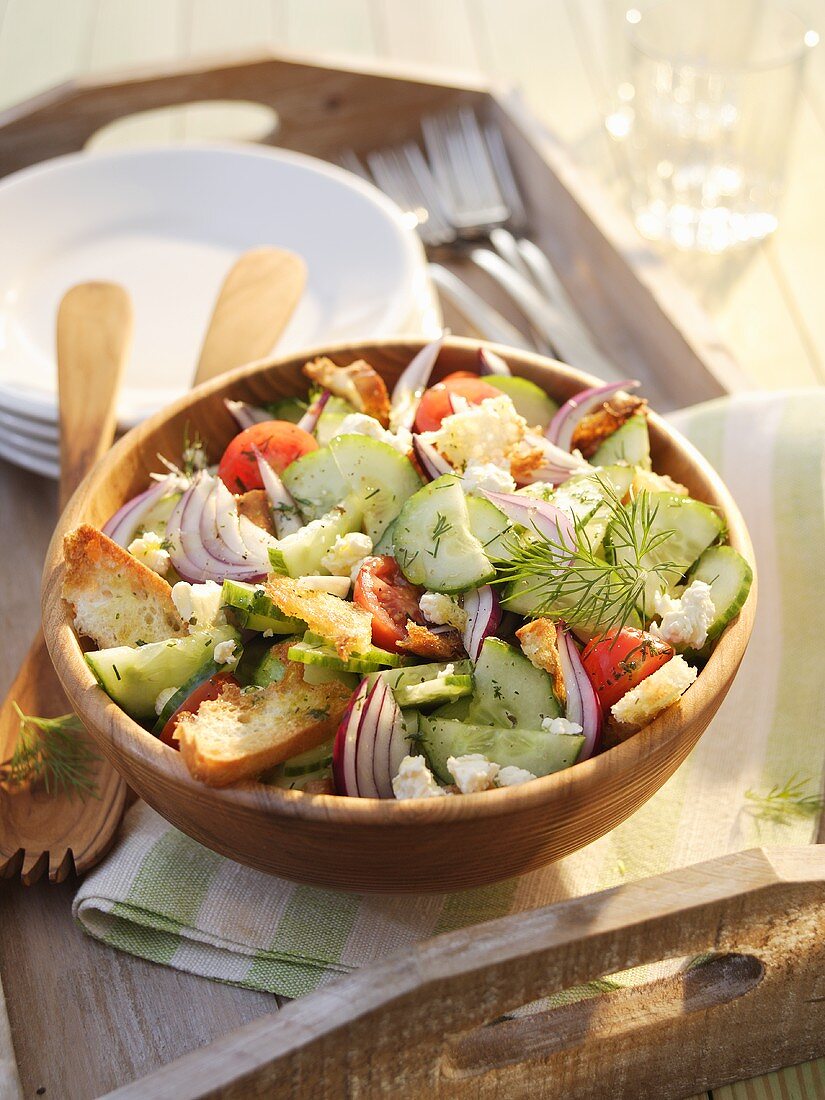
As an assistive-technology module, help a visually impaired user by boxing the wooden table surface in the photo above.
[0,0,823,391]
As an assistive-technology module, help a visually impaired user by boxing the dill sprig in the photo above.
[492,482,678,635]
[744,775,824,825]
[0,706,100,799]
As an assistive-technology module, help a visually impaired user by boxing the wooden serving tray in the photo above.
[0,53,819,1099]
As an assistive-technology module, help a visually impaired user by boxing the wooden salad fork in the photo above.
[0,282,133,885]
[0,247,306,885]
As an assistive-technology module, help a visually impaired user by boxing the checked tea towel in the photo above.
[74,390,825,1097]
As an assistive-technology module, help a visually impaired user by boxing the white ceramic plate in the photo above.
[0,144,428,428]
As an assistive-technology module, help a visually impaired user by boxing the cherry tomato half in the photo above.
[414,373,501,433]
[159,672,237,749]
[353,555,425,654]
[580,628,673,710]
[218,420,317,494]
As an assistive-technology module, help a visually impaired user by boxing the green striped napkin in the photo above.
[74,390,825,1095]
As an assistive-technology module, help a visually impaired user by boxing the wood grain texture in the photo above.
[0,282,132,885]
[193,247,306,386]
[0,51,748,409]
[40,338,757,893]
[102,846,825,1099]
[0,971,20,1100]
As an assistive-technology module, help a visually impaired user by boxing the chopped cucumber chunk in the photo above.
[314,396,358,445]
[393,475,495,593]
[151,658,221,734]
[485,375,558,428]
[301,663,359,690]
[465,495,514,561]
[395,674,473,710]
[682,544,754,659]
[548,466,634,551]
[591,414,651,469]
[282,738,335,777]
[288,631,414,673]
[86,625,240,720]
[268,495,363,577]
[221,579,304,634]
[469,637,562,728]
[420,717,584,784]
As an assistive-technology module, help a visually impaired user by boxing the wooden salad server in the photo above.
[0,248,306,885]
[0,282,133,885]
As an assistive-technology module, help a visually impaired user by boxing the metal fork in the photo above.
[421,108,617,376]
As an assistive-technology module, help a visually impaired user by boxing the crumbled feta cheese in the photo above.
[171,580,226,630]
[436,663,455,680]
[392,755,449,799]
[541,715,584,736]
[213,639,237,666]
[128,530,170,576]
[262,629,274,638]
[321,531,373,577]
[336,412,413,455]
[419,592,467,631]
[651,581,716,650]
[448,753,500,794]
[497,765,537,787]
[461,461,517,495]
[296,575,352,598]
[611,656,698,729]
[154,685,178,716]
[421,394,527,470]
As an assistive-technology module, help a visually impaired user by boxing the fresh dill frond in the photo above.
[492,482,678,636]
[744,775,824,824]
[0,707,100,799]
[181,423,209,477]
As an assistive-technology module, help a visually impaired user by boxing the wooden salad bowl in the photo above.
[41,338,756,893]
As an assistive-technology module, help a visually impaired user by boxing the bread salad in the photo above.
[62,340,752,798]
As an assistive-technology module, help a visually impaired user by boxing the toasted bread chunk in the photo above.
[571,395,647,459]
[398,621,466,661]
[176,644,351,786]
[264,574,372,658]
[303,357,391,426]
[516,618,566,706]
[62,524,186,649]
[236,489,276,535]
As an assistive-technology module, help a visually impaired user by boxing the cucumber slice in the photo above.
[151,658,221,734]
[366,659,472,692]
[591,414,651,469]
[395,674,473,710]
[266,397,307,424]
[86,625,240,720]
[221,579,304,634]
[420,717,584,783]
[329,435,423,542]
[608,491,725,617]
[485,375,558,428]
[466,495,515,561]
[430,697,473,721]
[373,517,397,555]
[282,737,335,777]
[684,545,753,655]
[393,475,495,593]
[549,466,634,551]
[315,396,358,445]
[469,637,562,728]
[268,495,363,577]
[288,631,414,673]
[302,663,359,690]
[281,446,346,521]
[501,566,642,640]
[251,646,287,687]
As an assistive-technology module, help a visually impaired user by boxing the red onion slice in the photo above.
[556,622,602,761]
[390,334,446,431]
[513,436,594,487]
[462,585,502,661]
[224,399,272,432]
[546,380,640,451]
[297,389,331,434]
[333,679,369,797]
[200,480,248,567]
[255,449,303,536]
[102,476,184,547]
[413,436,454,481]
[478,347,511,376]
[480,489,576,549]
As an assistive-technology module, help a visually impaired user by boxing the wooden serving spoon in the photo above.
[0,282,133,885]
[0,247,306,885]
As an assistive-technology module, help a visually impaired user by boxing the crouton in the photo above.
[610,655,697,731]
[236,489,276,535]
[303,357,391,426]
[176,644,351,786]
[516,618,566,706]
[263,574,372,658]
[62,524,186,649]
[571,395,648,459]
[398,621,466,661]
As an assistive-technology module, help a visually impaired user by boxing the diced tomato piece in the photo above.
[581,628,673,710]
[218,420,317,494]
[353,555,425,654]
[414,374,501,433]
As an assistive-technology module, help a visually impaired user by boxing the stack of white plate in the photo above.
[0,144,439,479]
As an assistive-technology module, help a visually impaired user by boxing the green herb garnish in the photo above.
[0,707,100,799]
[745,775,824,824]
